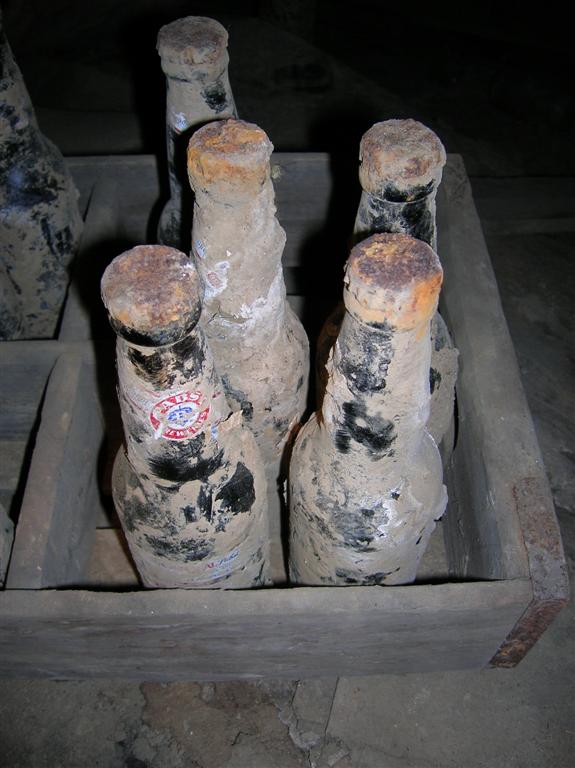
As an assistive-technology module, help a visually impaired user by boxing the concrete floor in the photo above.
[1,2,574,766]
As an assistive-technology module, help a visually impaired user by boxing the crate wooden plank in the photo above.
[0,580,531,680]
[7,349,105,589]
[436,156,569,663]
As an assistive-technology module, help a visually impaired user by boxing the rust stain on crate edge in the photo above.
[489,476,569,667]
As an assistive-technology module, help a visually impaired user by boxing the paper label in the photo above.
[149,390,210,440]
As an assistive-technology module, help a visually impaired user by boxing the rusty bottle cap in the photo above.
[359,119,446,202]
[187,119,273,204]
[101,245,202,347]
[157,16,230,80]
[344,233,443,331]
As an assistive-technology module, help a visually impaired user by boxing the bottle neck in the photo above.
[164,68,236,206]
[0,33,40,143]
[115,328,231,470]
[192,178,286,324]
[354,188,438,250]
[321,309,432,464]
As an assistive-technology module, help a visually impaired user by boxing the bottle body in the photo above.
[102,246,269,589]
[0,25,83,338]
[191,176,309,463]
[112,333,268,588]
[157,17,237,250]
[187,120,310,578]
[291,234,447,586]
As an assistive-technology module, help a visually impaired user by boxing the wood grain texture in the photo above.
[6,350,105,588]
[0,579,531,680]
[438,156,533,582]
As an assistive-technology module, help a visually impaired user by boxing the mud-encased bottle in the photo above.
[0,13,83,339]
[157,16,237,250]
[187,119,310,579]
[101,245,269,589]
[317,119,458,449]
[290,233,447,586]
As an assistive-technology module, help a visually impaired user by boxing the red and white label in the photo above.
[149,390,210,440]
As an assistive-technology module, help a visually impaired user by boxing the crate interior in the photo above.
[0,344,60,528]
[4,154,535,594]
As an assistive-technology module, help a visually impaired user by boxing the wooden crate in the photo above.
[0,154,568,680]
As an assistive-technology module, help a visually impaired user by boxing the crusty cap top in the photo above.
[344,233,443,330]
[359,119,446,201]
[101,245,202,347]
[157,16,229,78]
[187,119,273,203]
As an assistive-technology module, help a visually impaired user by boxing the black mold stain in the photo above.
[121,492,178,537]
[221,375,253,422]
[215,462,255,515]
[144,534,212,562]
[429,367,442,394]
[358,191,434,247]
[120,495,147,533]
[339,321,393,393]
[335,400,396,458]
[149,449,224,483]
[128,332,204,387]
[128,347,175,390]
[335,567,400,585]
[379,180,435,203]
[201,77,229,113]
[148,433,224,483]
[181,504,197,523]
[197,485,214,523]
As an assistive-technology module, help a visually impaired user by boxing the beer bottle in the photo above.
[0,13,83,338]
[317,119,458,449]
[101,245,269,588]
[290,233,447,586]
[187,119,310,578]
[157,16,237,250]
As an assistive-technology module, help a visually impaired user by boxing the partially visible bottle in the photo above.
[317,119,458,450]
[354,119,445,249]
[0,266,22,340]
[0,13,83,339]
[290,233,447,586]
[101,245,269,589]
[157,16,237,251]
[187,119,310,579]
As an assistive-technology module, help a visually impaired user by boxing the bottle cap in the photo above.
[344,234,443,330]
[359,119,446,202]
[157,16,229,79]
[101,245,202,346]
[187,119,273,204]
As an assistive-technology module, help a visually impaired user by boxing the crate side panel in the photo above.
[0,580,531,680]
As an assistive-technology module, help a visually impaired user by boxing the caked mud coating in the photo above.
[317,119,458,448]
[157,17,237,250]
[102,246,269,589]
[290,235,447,586]
[187,120,310,567]
[0,19,83,339]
